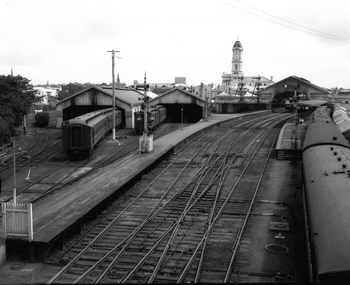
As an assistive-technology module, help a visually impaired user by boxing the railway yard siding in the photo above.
[3,113,254,244]
[0,110,309,283]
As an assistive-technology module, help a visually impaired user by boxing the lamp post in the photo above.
[1,142,31,204]
[137,114,142,155]
[181,107,184,129]
[13,141,17,205]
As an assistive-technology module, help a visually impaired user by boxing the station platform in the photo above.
[275,122,308,159]
[21,113,258,244]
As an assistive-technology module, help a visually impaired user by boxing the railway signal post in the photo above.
[139,74,153,154]
[252,75,262,103]
[284,83,300,164]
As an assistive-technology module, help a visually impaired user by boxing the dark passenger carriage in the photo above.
[302,106,350,282]
[62,108,122,158]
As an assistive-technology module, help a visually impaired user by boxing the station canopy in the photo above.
[297,100,328,107]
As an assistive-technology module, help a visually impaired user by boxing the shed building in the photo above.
[55,86,144,129]
[148,87,207,123]
[260,75,329,103]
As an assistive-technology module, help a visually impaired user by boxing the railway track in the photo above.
[0,128,62,181]
[46,112,294,283]
[16,126,191,202]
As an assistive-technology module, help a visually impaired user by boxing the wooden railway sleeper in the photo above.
[180,131,277,283]
[154,214,199,274]
[49,119,278,282]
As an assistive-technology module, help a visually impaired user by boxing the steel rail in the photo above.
[47,113,290,283]
[146,121,278,283]
[176,128,271,283]
[147,125,253,283]
[47,126,221,284]
[223,131,278,283]
[75,128,230,283]
[177,127,276,283]
[1,128,57,179]
[165,117,289,281]
[123,122,271,283]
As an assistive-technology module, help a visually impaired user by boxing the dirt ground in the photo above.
[0,112,188,284]
[0,262,60,284]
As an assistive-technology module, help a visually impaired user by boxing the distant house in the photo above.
[60,83,85,98]
[191,83,214,100]
[33,86,58,105]
[332,88,350,110]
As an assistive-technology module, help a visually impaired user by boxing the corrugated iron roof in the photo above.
[56,86,144,107]
[297,100,328,107]
[102,87,144,105]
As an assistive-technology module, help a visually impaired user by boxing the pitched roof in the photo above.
[102,86,144,105]
[150,87,205,103]
[262,75,328,93]
[57,86,144,106]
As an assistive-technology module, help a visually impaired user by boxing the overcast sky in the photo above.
[1,0,349,88]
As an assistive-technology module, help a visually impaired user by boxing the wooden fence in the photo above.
[1,202,33,241]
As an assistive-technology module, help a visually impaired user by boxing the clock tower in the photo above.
[232,39,243,76]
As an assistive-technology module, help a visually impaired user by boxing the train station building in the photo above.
[260,75,329,103]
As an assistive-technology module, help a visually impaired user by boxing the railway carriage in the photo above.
[62,108,122,158]
[302,106,350,282]
[134,106,166,135]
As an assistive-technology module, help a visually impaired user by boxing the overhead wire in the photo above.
[231,0,348,41]
[7,0,75,45]
[1,0,114,83]
[52,60,111,83]
[0,0,68,45]
[217,0,349,42]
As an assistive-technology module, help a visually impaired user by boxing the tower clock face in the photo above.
[234,51,239,59]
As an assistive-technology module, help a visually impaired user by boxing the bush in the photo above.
[0,74,36,146]
[0,117,11,145]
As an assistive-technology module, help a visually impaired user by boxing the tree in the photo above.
[0,75,36,145]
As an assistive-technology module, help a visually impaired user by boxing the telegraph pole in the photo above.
[107,49,120,141]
